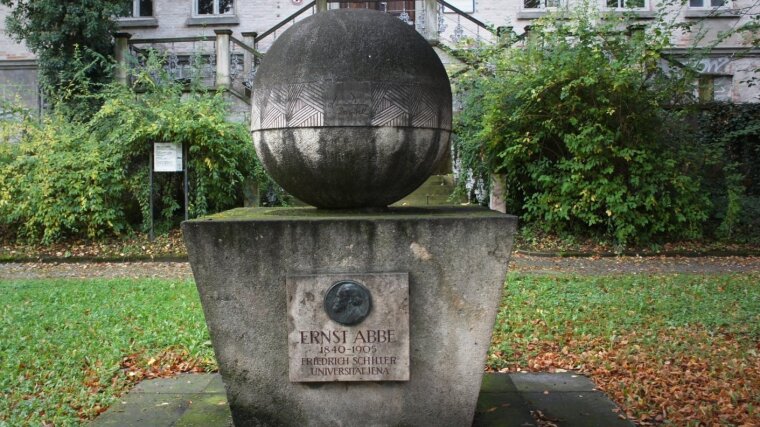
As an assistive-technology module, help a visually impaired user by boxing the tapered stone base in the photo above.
[183,207,516,426]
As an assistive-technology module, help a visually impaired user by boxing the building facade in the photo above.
[0,0,758,114]
[0,7,39,113]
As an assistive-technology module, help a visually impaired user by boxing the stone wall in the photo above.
[0,5,34,62]
[0,61,39,112]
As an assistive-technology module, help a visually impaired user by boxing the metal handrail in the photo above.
[255,0,317,43]
[437,0,494,34]
[128,36,216,45]
[231,36,263,58]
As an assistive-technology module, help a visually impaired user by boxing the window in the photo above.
[606,0,647,9]
[697,75,732,102]
[688,0,728,8]
[196,0,234,15]
[523,0,562,9]
[132,0,153,17]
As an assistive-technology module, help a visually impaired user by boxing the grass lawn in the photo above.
[0,278,214,426]
[1,273,758,426]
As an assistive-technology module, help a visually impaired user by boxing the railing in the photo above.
[125,36,218,87]
[112,0,507,104]
[251,0,498,54]
[118,31,262,103]
[253,1,318,54]
[229,35,262,101]
[436,0,497,48]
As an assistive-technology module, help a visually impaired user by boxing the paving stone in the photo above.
[480,372,518,393]
[174,393,233,427]
[473,392,535,427]
[92,373,632,427]
[509,372,597,392]
[202,374,226,394]
[91,394,193,427]
[520,391,633,427]
[131,373,215,394]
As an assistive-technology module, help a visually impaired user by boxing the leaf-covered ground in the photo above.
[514,231,760,256]
[2,229,759,262]
[489,274,760,426]
[0,232,186,262]
[2,255,760,281]
[1,274,758,425]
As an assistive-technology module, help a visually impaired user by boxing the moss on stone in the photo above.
[189,206,510,222]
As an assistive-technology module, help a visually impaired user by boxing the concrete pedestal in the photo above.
[182,207,517,426]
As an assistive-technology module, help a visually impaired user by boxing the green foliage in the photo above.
[451,76,494,202]
[696,103,760,242]
[0,0,128,102]
[0,112,127,243]
[454,4,710,246]
[0,278,213,425]
[0,55,282,243]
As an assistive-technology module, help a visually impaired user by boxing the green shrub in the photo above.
[696,103,760,242]
[0,113,126,242]
[0,0,128,103]
[454,5,711,246]
[0,58,282,243]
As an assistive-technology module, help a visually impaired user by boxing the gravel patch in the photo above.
[2,255,760,280]
[509,253,760,275]
[0,261,193,280]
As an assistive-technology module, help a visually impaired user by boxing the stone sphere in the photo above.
[251,9,452,209]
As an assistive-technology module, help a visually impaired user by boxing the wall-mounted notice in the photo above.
[154,142,183,172]
[287,273,410,382]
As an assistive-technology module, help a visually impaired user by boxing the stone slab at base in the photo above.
[182,206,517,426]
[91,373,635,427]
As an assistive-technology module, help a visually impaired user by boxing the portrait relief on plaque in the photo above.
[287,273,410,382]
[324,280,372,326]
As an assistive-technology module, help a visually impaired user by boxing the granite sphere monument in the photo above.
[184,8,516,426]
[251,9,452,208]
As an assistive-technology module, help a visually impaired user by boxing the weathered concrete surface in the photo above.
[91,374,229,427]
[253,127,450,208]
[475,373,634,427]
[251,9,452,208]
[182,206,516,426]
[91,373,634,427]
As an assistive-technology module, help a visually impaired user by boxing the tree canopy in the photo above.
[0,0,129,100]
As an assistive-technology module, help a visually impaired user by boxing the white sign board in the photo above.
[444,0,475,13]
[154,142,183,172]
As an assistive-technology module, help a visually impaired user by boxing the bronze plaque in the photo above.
[287,273,410,382]
[324,280,373,326]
